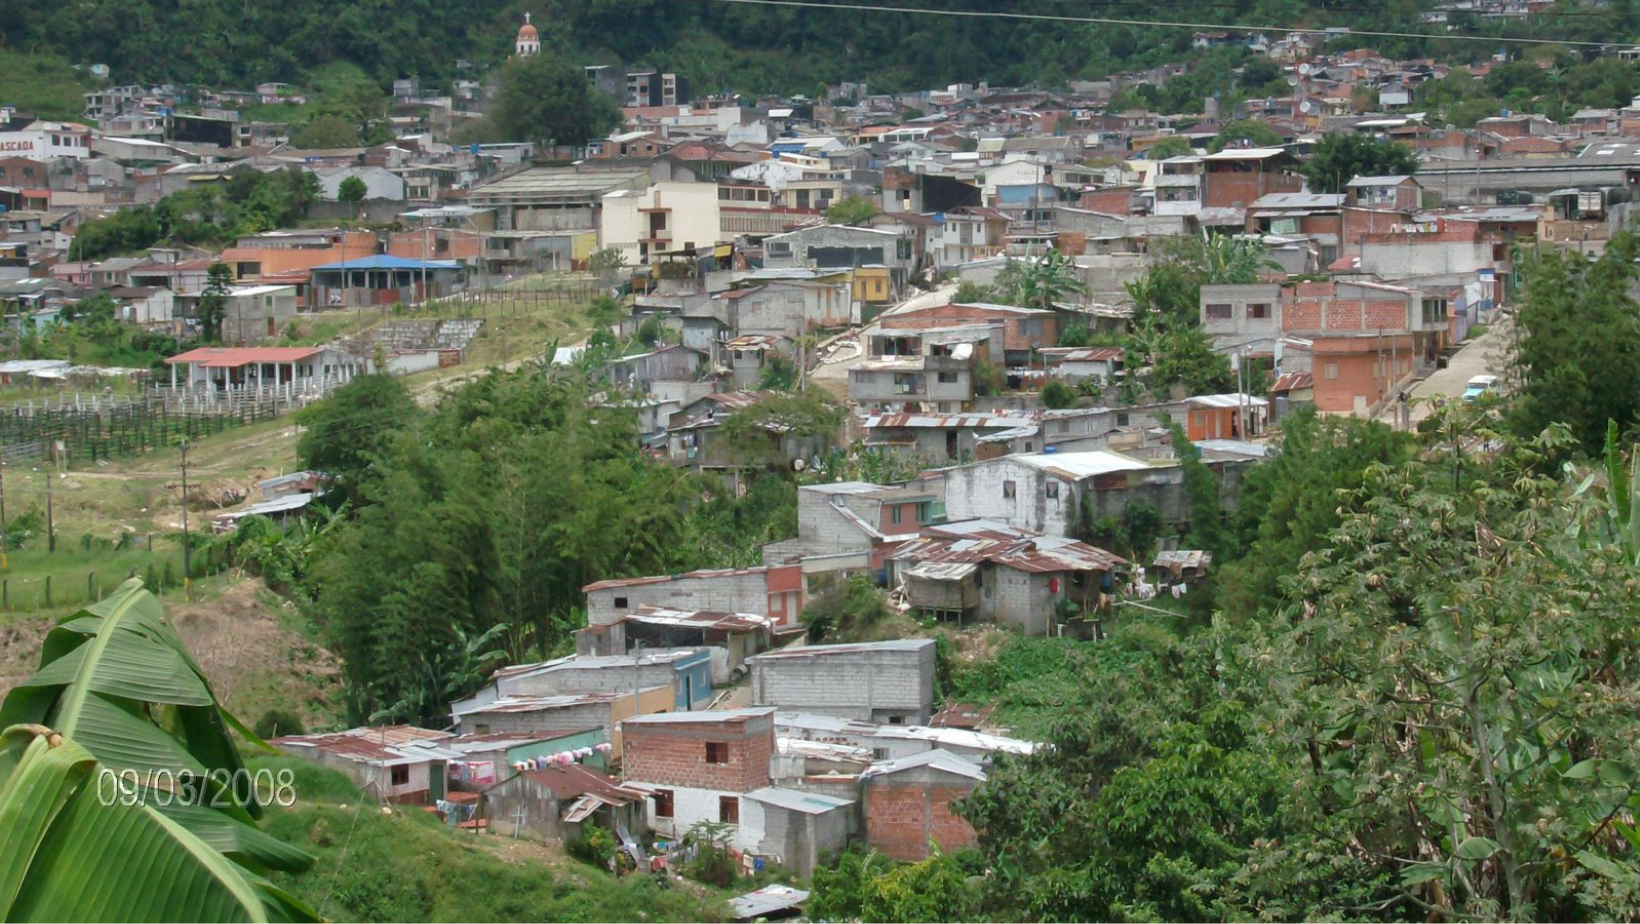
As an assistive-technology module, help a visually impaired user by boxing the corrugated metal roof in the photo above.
[906,560,978,581]
[745,786,854,814]
[1270,371,1313,393]
[625,605,773,632]
[1187,393,1271,409]
[1154,549,1212,570]
[729,885,811,920]
[864,413,1035,430]
[862,749,987,781]
[748,639,934,662]
[891,535,1125,572]
[624,707,775,726]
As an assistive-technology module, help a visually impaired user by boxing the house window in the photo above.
[890,506,903,525]
[1247,303,1271,320]
[1003,480,1016,499]
[1117,412,1130,427]
[872,747,889,760]
[887,716,905,726]
[1057,420,1070,433]
[1324,362,1339,380]
[937,371,958,383]
[390,765,409,786]
[613,596,628,609]
[653,789,675,818]
[1046,482,1059,499]
[1205,303,1233,320]
[1421,298,1449,325]
[705,742,729,764]
[719,795,740,825]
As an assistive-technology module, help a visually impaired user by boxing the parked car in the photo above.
[1462,374,1499,402]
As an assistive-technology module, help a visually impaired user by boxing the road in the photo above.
[1378,315,1509,427]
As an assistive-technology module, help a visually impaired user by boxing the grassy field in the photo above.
[0,50,94,120]
[253,756,733,922]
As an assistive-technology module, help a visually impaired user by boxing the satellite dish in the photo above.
[1298,63,1313,75]
[1286,76,1300,87]
[1299,101,1314,114]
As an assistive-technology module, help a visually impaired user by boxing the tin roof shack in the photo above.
[888,534,1125,634]
[584,564,804,632]
[606,344,708,396]
[470,651,714,714]
[747,639,936,725]
[481,764,652,847]
[861,749,986,861]
[445,729,611,789]
[577,607,775,684]
[664,389,835,472]
[621,708,777,842]
[1184,393,1269,442]
[762,479,945,578]
[1153,549,1213,587]
[739,787,855,879]
[775,712,1036,764]
[862,412,1038,464]
[449,686,674,761]
[942,450,1186,537]
[271,725,457,804]
[222,284,298,343]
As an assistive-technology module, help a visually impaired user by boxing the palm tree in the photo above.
[1002,248,1090,310]
[0,580,318,921]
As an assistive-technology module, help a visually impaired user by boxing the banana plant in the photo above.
[0,578,316,921]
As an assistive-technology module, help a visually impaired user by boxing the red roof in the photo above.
[166,347,323,367]
[1270,372,1313,393]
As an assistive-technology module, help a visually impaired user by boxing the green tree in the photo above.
[1260,415,1640,920]
[291,113,360,149]
[197,262,233,342]
[486,52,622,147]
[1147,135,1194,159]
[336,174,368,217]
[1208,118,1285,152]
[295,373,420,506]
[1217,408,1413,618]
[1302,134,1419,193]
[1508,229,1640,455]
[1040,378,1080,409]
[824,195,880,225]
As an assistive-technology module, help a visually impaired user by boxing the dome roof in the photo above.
[518,21,538,39]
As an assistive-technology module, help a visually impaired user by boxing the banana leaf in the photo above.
[0,724,316,923]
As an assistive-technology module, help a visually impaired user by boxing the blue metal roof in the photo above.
[310,255,464,272]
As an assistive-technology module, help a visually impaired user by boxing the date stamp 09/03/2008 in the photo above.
[96,767,298,808]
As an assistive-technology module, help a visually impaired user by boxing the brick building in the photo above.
[1282,279,1447,415]
[1200,148,1303,210]
[861,749,986,861]
[747,639,937,724]
[622,708,776,841]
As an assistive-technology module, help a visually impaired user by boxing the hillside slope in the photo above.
[5,0,1592,96]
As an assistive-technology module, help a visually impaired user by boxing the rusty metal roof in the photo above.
[1270,372,1313,393]
[891,534,1125,573]
[625,605,772,631]
[582,565,772,594]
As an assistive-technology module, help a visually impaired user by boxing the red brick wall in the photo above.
[1283,285,1410,335]
[1079,187,1135,216]
[864,779,979,861]
[1203,166,1302,209]
[1311,336,1416,413]
[623,716,774,792]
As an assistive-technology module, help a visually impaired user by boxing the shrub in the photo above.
[254,707,306,739]
[801,575,889,642]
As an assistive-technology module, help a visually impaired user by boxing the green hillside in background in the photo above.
[5,0,1640,100]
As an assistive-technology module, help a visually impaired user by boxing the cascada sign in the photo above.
[0,139,36,153]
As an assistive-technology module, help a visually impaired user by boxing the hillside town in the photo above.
[7,2,1640,922]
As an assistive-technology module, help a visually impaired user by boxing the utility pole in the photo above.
[43,461,54,554]
[179,440,190,591]
[0,441,8,573]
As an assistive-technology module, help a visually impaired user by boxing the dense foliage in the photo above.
[927,407,1640,921]
[70,166,321,260]
[464,51,622,147]
[1508,228,1640,455]
[1301,134,1420,193]
[20,0,1640,99]
[298,368,807,724]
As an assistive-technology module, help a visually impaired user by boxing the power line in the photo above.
[683,0,1615,47]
